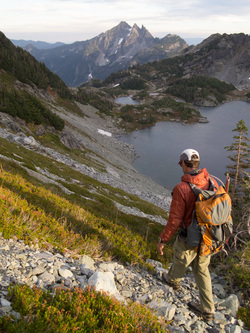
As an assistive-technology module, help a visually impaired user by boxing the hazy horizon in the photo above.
[2,0,250,44]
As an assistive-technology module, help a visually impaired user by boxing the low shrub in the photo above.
[0,284,168,332]
[237,306,250,330]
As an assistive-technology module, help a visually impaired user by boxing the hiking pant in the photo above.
[167,235,214,313]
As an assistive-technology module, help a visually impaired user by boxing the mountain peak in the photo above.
[16,23,188,86]
[117,21,131,28]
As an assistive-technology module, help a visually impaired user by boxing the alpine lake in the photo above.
[116,98,250,191]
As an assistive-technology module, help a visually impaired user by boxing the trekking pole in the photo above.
[225,173,230,193]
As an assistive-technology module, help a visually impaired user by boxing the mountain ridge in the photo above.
[21,21,188,86]
[180,32,250,90]
[11,39,65,49]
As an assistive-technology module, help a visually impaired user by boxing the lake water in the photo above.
[118,101,250,191]
[115,96,139,105]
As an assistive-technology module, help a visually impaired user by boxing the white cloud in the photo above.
[1,0,250,43]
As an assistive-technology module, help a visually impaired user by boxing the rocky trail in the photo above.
[0,236,249,332]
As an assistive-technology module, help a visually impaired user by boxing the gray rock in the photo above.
[0,298,11,307]
[58,267,74,279]
[147,298,176,320]
[11,310,21,320]
[35,251,54,260]
[79,255,95,270]
[214,311,228,325]
[169,327,186,333]
[229,325,242,333]
[213,283,227,298]
[218,294,240,317]
[29,265,46,276]
[98,262,118,272]
[146,259,163,268]
[79,264,94,278]
[0,236,248,332]
[39,271,56,285]
[88,271,119,296]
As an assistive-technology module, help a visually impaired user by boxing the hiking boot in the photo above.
[188,301,214,321]
[162,272,181,291]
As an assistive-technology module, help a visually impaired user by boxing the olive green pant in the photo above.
[167,236,214,313]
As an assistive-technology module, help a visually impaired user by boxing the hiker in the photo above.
[157,148,218,321]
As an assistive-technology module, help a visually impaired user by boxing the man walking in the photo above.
[157,148,218,321]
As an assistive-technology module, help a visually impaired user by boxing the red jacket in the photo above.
[160,168,218,243]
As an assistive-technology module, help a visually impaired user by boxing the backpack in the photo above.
[186,177,233,256]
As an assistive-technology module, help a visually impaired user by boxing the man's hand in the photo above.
[157,242,165,256]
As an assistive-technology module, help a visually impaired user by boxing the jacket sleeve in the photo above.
[160,184,186,243]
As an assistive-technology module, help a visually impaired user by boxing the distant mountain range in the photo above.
[11,39,65,49]
[7,26,250,91]
[14,22,188,87]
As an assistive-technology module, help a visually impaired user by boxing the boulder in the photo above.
[88,271,119,296]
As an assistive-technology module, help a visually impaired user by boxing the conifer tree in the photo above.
[225,120,250,248]
[225,119,250,201]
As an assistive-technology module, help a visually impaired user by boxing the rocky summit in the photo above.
[23,21,188,86]
[0,236,249,333]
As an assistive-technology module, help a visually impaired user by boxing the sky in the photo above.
[1,0,250,44]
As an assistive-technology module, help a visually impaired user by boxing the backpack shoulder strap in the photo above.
[188,182,201,198]
[189,178,216,200]
[208,177,216,190]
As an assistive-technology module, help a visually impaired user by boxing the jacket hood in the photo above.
[181,168,210,188]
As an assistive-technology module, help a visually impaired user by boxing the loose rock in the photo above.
[0,236,249,332]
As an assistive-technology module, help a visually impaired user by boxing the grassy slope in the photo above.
[0,146,171,265]
[0,139,173,331]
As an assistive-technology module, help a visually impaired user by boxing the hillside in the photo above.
[0,31,249,331]
[181,33,250,90]
[0,30,173,253]
[0,32,72,99]
[0,31,175,330]
[97,32,250,91]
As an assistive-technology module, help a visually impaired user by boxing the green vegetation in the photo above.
[0,148,169,265]
[117,96,200,131]
[166,76,235,103]
[237,305,250,330]
[0,141,170,331]
[132,56,184,80]
[216,243,250,329]
[152,97,199,120]
[120,77,147,90]
[219,120,250,328]
[75,88,114,115]
[0,32,72,99]
[0,85,64,130]
[1,30,249,330]
[103,70,131,84]
[223,121,250,290]
[225,119,250,201]
[0,285,167,332]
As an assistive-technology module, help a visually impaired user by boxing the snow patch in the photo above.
[127,28,132,37]
[98,129,112,137]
